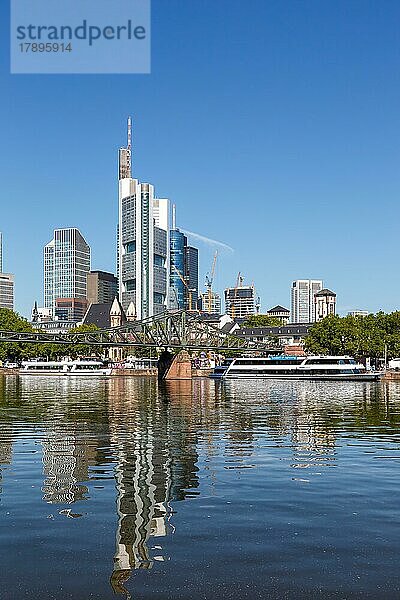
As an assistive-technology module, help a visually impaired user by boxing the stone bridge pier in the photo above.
[157,350,192,380]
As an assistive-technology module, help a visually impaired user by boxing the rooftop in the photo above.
[267,305,290,313]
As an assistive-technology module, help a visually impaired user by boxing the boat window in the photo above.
[307,358,341,365]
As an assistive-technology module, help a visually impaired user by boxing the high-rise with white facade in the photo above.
[0,233,15,310]
[314,288,336,321]
[44,228,91,316]
[118,118,169,318]
[291,279,323,323]
[0,274,14,310]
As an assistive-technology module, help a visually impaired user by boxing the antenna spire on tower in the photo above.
[127,116,132,176]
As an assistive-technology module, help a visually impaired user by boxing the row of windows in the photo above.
[235,359,302,366]
[306,359,356,365]
[230,369,362,375]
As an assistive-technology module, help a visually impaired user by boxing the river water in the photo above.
[1,375,400,599]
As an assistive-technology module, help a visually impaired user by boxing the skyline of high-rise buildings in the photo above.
[1,119,345,323]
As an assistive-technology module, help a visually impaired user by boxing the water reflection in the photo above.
[1,376,400,598]
[107,378,199,593]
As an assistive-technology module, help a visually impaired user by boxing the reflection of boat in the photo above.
[211,355,383,381]
[20,360,111,376]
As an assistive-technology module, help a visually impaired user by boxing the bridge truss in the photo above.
[0,311,269,352]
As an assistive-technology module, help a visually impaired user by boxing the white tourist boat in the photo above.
[211,355,383,381]
[20,359,112,376]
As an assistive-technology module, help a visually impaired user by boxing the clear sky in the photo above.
[1,0,399,317]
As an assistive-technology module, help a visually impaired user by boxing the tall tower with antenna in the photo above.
[118,116,132,180]
[126,116,132,176]
[117,117,170,318]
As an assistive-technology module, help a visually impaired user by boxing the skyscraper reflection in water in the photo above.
[107,378,199,593]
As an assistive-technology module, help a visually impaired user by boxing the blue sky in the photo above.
[1,0,399,317]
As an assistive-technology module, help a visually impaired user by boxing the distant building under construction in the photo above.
[224,281,256,319]
[199,291,221,315]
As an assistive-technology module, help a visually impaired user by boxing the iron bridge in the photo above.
[0,310,270,352]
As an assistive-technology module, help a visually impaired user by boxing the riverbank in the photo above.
[0,367,214,378]
[383,370,400,380]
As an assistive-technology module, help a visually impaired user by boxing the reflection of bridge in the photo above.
[0,310,268,352]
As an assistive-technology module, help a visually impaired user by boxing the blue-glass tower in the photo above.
[170,230,187,309]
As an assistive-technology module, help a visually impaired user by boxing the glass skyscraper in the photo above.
[170,230,186,309]
[184,245,199,309]
[118,118,170,319]
[44,228,91,316]
[169,229,199,311]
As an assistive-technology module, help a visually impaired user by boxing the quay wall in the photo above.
[383,370,400,381]
[111,368,157,377]
[111,368,213,378]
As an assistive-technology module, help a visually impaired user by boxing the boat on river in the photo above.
[20,359,111,376]
[211,355,383,381]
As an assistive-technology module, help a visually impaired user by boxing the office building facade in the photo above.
[314,288,336,321]
[118,118,169,319]
[169,225,199,311]
[291,279,323,323]
[0,273,14,310]
[54,297,88,322]
[0,234,14,310]
[170,229,186,309]
[87,271,118,305]
[44,228,91,316]
[184,245,199,310]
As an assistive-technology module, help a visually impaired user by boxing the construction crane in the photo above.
[172,265,196,312]
[205,251,218,313]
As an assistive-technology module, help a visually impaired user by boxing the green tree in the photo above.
[0,308,37,362]
[243,315,284,328]
[305,311,400,359]
[66,323,103,358]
